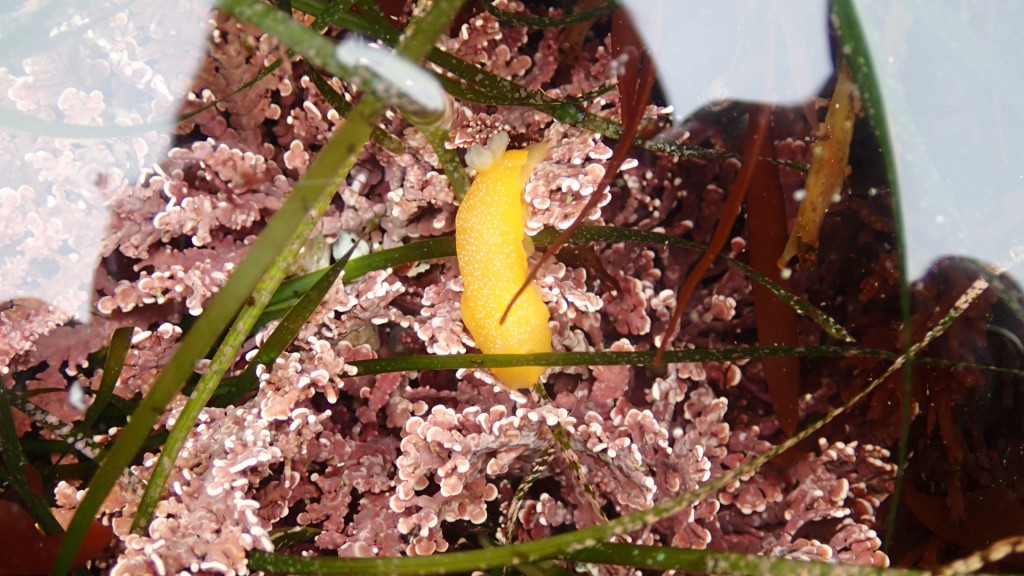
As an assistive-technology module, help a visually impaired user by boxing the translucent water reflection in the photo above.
[0,0,210,319]
[620,1,831,117]
[5,1,1020,319]
[623,0,1024,283]
[850,2,1024,280]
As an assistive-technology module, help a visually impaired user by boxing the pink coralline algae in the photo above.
[714,438,894,567]
[0,1,905,574]
[414,271,473,356]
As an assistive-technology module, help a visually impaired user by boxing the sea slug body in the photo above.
[455,133,552,389]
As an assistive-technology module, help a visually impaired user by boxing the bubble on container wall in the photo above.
[335,36,448,125]
[1010,245,1024,264]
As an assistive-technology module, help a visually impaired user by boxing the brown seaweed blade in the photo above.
[655,105,772,364]
[745,109,802,436]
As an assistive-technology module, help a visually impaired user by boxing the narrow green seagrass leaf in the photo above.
[248,251,992,575]
[546,226,854,342]
[308,66,407,154]
[829,0,914,545]
[568,542,928,575]
[480,0,616,28]
[79,326,134,434]
[258,236,453,325]
[294,1,721,160]
[53,0,468,571]
[5,392,102,464]
[215,237,366,407]
[0,377,63,535]
[263,225,852,342]
[347,345,891,375]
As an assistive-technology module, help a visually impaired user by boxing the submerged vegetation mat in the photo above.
[1,1,1023,574]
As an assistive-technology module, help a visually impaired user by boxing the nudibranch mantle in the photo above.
[455,133,552,389]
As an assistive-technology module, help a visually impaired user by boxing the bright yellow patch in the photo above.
[456,139,552,389]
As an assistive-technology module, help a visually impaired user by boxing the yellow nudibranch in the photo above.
[455,133,552,389]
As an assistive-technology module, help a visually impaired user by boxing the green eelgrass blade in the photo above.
[243,245,357,380]
[247,265,993,575]
[177,59,284,124]
[215,342,1024,399]
[261,225,853,342]
[129,238,363,533]
[407,119,471,201]
[307,66,407,154]
[568,542,927,575]
[481,0,616,28]
[552,226,854,342]
[500,445,556,545]
[0,377,63,535]
[346,345,885,375]
[33,341,123,476]
[346,341,1024,384]
[260,236,451,321]
[292,0,720,161]
[78,326,134,434]
[211,233,368,407]
[829,0,914,546]
[270,526,322,549]
[5,392,103,464]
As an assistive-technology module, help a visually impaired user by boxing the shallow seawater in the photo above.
[1,1,1022,572]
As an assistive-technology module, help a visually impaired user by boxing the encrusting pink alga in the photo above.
[0,1,898,574]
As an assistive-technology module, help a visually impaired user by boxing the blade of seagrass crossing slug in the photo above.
[500,7,654,325]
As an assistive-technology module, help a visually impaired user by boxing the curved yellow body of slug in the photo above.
[456,147,552,389]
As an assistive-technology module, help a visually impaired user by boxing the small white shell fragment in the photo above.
[332,231,370,262]
[67,379,89,412]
